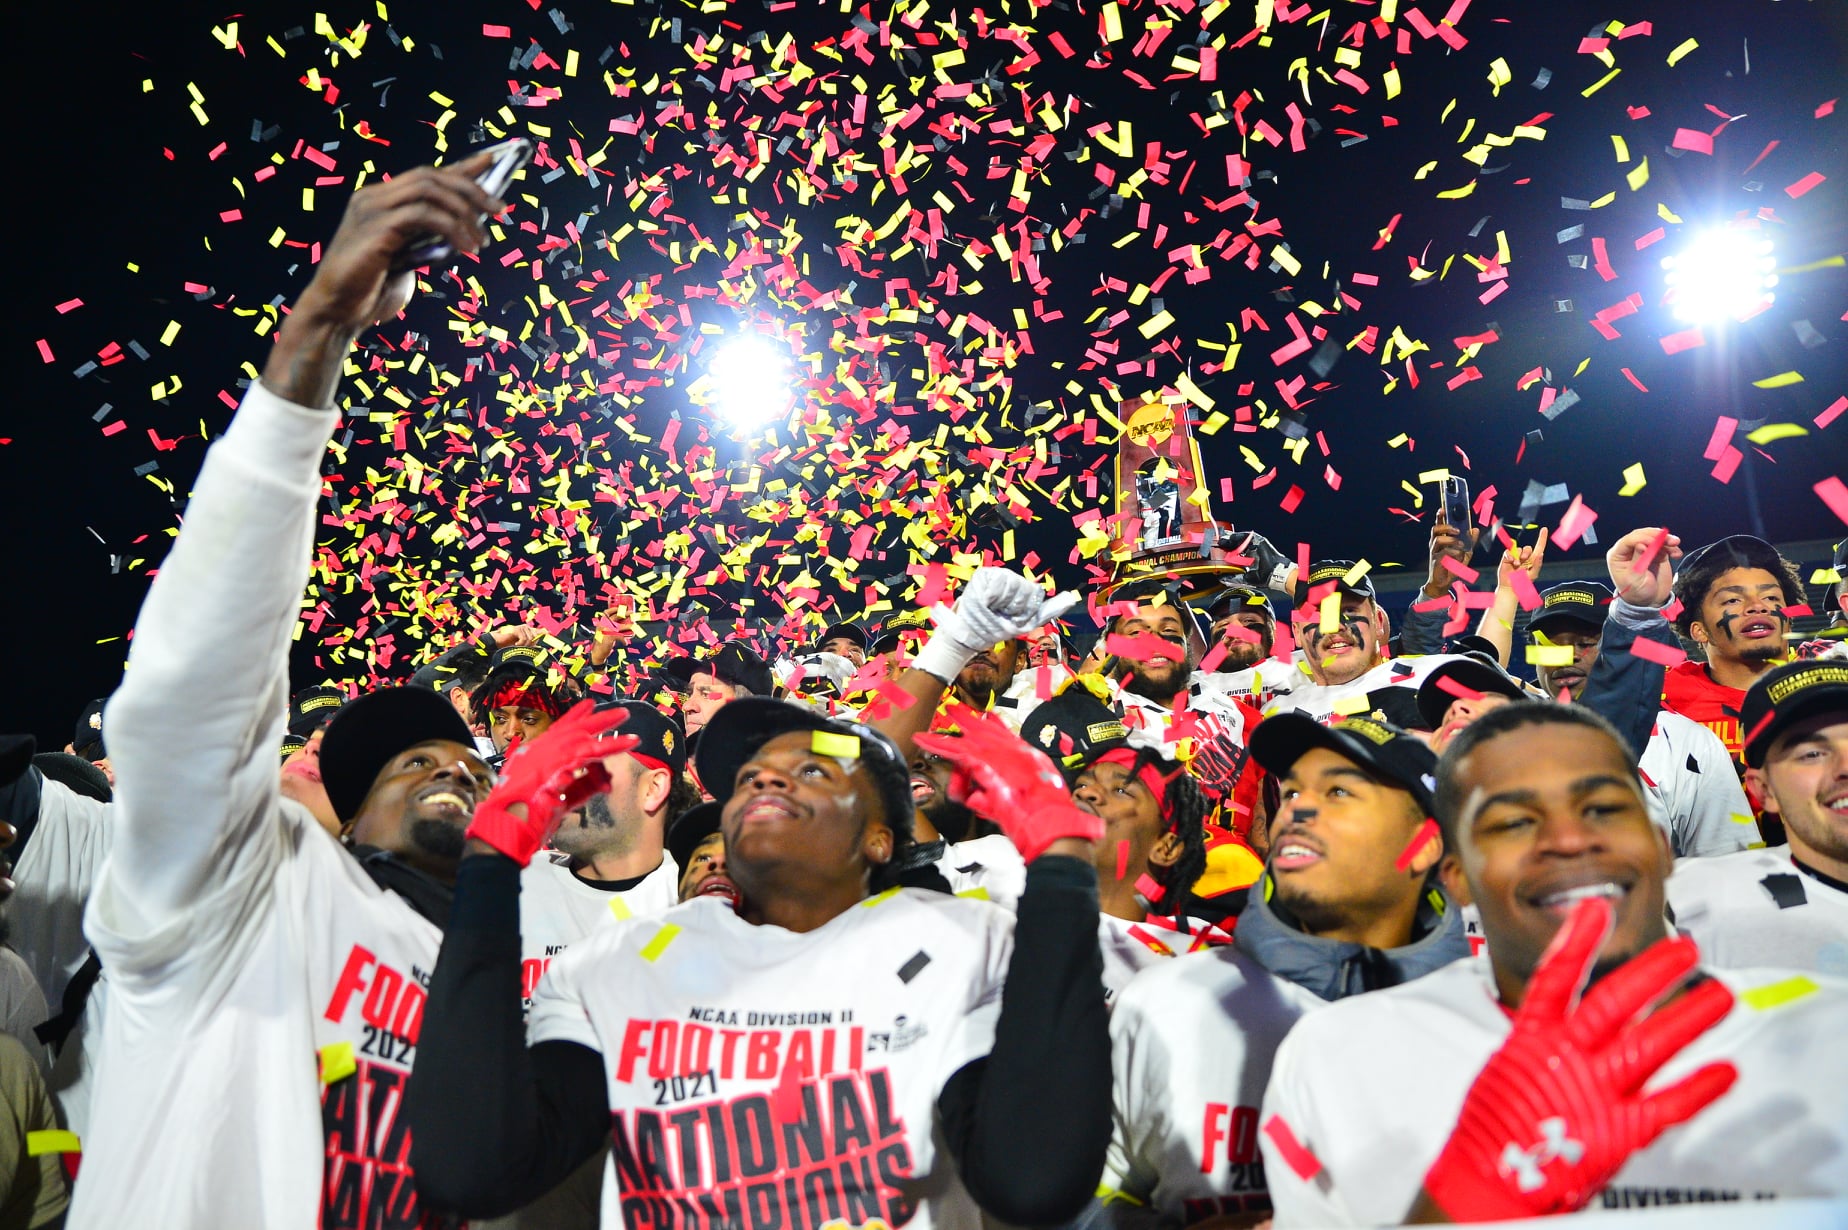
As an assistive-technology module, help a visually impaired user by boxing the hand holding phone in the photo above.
[390,137,534,272]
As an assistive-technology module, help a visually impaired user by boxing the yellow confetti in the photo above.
[638,923,683,962]
[810,730,862,759]
[159,321,182,347]
[1582,67,1621,98]
[1666,38,1699,66]
[1750,372,1804,390]
[1742,976,1819,1011]
[1625,157,1649,192]
[26,1131,81,1157]
[1611,134,1630,164]
[319,1042,356,1085]
[1619,463,1647,496]
[1526,644,1576,667]
[1745,422,1808,444]
[1138,310,1176,339]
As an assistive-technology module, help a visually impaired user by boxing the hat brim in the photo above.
[320,687,478,823]
[666,800,724,872]
[1744,682,1848,768]
[1415,659,1528,730]
[1526,608,1604,636]
[819,623,868,649]
[1247,712,1435,813]
[694,697,913,828]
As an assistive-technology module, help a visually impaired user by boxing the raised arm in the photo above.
[1577,528,1684,760]
[99,154,501,926]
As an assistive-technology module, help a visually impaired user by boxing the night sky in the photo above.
[10,0,1846,749]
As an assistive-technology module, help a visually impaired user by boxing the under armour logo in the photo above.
[1498,1118,1585,1192]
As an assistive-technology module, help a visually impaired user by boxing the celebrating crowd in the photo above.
[2,157,1844,1230]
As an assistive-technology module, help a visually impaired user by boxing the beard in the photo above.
[553,792,636,859]
[1217,639,1265,670]
[924,798,979,844]
[407,817,467,863]
[1126,657,1190,702]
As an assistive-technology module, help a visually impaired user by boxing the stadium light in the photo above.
[706,335,795,430]
[1661,229,1778,324]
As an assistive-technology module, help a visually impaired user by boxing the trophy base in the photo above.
[1103,526,1248,603]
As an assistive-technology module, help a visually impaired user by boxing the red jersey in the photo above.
[1661,661,1748,764]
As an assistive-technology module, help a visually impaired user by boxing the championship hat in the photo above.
[1527,581,1613,636]
[1295,560,1376,606]
[1018,684,1130,780]
[818,622,867,651]
[319,686,479,823]
[1415,655,1529,731]
[289,686,347,738]
[1249,712,1439,815]
[869,610,932,657]
[694,698,914,832]
[1741,659,1848,768]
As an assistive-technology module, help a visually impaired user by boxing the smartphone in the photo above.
[1440,475,1471,530]
[390,137,534,272]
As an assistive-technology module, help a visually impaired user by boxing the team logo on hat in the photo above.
[1337,717,1396,746]
[662,729,677,754]
[1767,664,1848,704]
[1543,588,1594,608]
[301,694,341,713]
[1086,719,1129,743]
[89,712,103,730]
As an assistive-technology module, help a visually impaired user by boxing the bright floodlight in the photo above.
[708,335,794,429]
[1662,230,1777,323]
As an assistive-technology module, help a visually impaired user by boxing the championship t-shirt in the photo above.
[519,854,680,1006]
[1261,654,1466,730]
[529,889,1015,1230]
[1195,657,1303,709]
[1260,954,1848,1227]
[1668,846,1848,977]
[1100,947,1321,1226]
[1661,661,1751,764]
[82,803,487,1230]
[936,834,1027,912]
[1096,914,1227,1006]
[1640,711,1759,858]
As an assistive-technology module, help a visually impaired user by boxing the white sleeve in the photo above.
[90,381,335,938]
[1667,722,1760,858]
[12,778,113,1004]
[527,945,602,1052]
[1098,988,1175,1228]
[1258,1031,1359,1228]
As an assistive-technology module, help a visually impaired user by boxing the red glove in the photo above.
[1422,896,1737,1221]
[466,701,637,866]
[912,704,1103,862]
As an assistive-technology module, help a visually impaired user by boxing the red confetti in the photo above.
[1262,1115,1323,1181]
[1628,638,1688,668]
[1394,819,1440,871]
[1815,476,1848,526]
[1660,327,1706,355]
[1785,172,1827,198]
[1815,396,1847,430]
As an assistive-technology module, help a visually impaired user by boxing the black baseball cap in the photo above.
[1296,560,1376,605]
[1672,534,1801,636]
[1416,656,1529,730]
[694,697,914,832]
[0,735,37,789]
[289,686,347,739]
[663,642,774,697]
[1526,582,1613,636]
[319,686,480,823]
[72,699,107,759]
[1206,581,1277,623]
[34,752,112,803]
[1019,685,1130,781]
[818,622,867,650]
[598,697,686,777]
[1742,659,1848,768]
[666,800,723,871]
[1249,712,1438,815]
[869,610,932,656]
[472,645,579,713]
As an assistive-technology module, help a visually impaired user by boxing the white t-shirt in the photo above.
[1669,846,1848,977]
[1641,712,1758,858]
[1261,654,1465,727]
[519,853,680,1005]
[1260,954,1848,1226]
[937,834,1027,912]
[529,889,1015,1230]
[1101,947,1322,1226]
[1096,914,1225,1007]
[1195,656,1303,709]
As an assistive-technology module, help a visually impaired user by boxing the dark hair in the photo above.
[469,669,586,721]
[663,772,702,828]
[1671,548,1805,639]
[1433,701,1640,848]
[446,655,491,698]
[1137,748,1210,918]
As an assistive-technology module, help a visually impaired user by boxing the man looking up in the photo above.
[1668,660,1848,974]
[66,150,578,1230]
[817,621,868,668]
[1260,702,1848,1226]
[662,640,772,737]
[1096,714,1466,1227]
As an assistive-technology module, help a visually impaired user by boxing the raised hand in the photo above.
[465,701,638,866]
[262,148,502,407]
[1605,528,1683,608]
[1419,897,1736,1221]
[913,704,1103,862]
[914,567,1079,683]
[1424,513,1485,599]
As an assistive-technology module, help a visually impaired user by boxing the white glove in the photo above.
[913,567,1080,683]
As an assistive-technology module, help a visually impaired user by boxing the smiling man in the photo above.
[411,698,1114,1230]
[1668,660,1848,974]
[1259,702,1848,1226]
[68,150,561,1230]
[1264,562,1465,731]
[1094,713,1464,1228]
